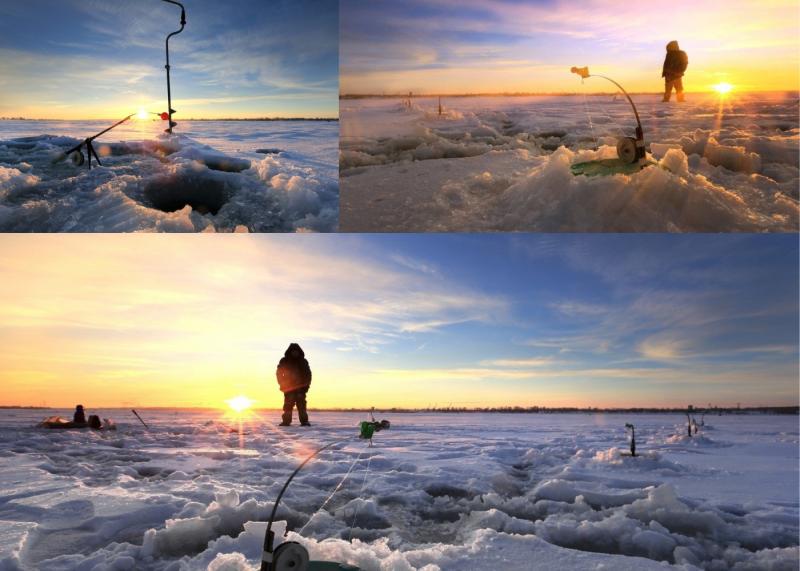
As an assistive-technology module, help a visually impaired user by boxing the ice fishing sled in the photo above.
[38,416,90,429]
[38,416,116,430]
[569,66,655,177]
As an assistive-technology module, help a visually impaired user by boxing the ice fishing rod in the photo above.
[161,0,186,134]
[59,111,165,169]
[62,113,134,170]
[570,66,646,164]
[261,413,391,571]
[131,409,150,429]
[625,423,636,457]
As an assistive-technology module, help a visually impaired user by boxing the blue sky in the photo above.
[0,0,338,119]
[340,0,800,94]
[0,234,796,409]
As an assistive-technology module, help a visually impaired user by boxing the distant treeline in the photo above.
[0,117,338,122]
[184,117,339,122]
[3,405,796,414]
[301,406,800,415]
[341,92,661,100]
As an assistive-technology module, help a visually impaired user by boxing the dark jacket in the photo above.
[276,343,312,393]
[662,41,688,79]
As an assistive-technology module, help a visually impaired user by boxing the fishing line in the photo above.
[580,82,627,151]
[581,86,598,150]
[347,452,374,542]
[571,67,647,165]
[297,445,366,536]
[261,413,391,571]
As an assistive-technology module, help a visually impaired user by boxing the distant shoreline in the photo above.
[0,117,339,122]
[1,406,796,415]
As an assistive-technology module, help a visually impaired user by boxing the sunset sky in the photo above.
[0,234,796,410]
[0,0,338,119]
[341,0,800,94]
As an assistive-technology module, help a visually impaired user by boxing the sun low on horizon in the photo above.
[0,234,797,411]
[340,0,799,95]
[0,0,338,120]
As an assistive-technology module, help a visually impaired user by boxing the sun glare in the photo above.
[136,108,149,120]
[226,395,254,413]
[713,82,733,95]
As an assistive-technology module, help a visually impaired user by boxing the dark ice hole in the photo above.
[144,176,230,215]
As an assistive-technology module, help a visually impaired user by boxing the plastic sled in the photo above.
[38,416,89,429]
[570,158,655,177]
[38,416,116,430]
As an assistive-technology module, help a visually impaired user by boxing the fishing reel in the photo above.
[359,409,390,442]
[570,66,647,165]
[264,540,309,571]
[359,419,390,440]
[616,133,645,165]
[265,541,357,571]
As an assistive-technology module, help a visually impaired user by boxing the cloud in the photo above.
[0,234,508,360]
[638,336,687,361]
[480,357,557,368]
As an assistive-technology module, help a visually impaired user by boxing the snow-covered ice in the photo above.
[0,409,796,570]
[340,93,799,232]
[0,120,338,232]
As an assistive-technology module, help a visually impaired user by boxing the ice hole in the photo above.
[144,176,231,215]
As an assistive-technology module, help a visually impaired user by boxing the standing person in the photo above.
[662,40,689,102]
[276,343,312,426]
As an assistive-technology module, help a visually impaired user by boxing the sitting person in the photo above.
[73,404,87,424]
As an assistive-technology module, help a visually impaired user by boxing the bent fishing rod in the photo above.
[162,0,186,133]
[571,66,647,164]
[261,414,391,571]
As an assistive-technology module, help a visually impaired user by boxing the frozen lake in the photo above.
[0,409,796,570]
[0,120,338,232]
[340,93,799,232]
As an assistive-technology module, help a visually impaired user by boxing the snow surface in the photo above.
[0,120,338,232]
[340,93,799,232]
[0,410,797,570]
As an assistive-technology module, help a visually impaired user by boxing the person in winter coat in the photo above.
[276,343,312,426]
[662,40,688,102]
[73,404,87,424]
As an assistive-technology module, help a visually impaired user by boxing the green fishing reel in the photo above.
[359,419,390,440]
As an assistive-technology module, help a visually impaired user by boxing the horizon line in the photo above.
[2,405,796,413]
[340,89,799,99]
[0,117,339,122]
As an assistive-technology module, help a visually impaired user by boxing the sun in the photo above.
[136,108,149,120]
[712,82,733,95]
[226,395,254,413]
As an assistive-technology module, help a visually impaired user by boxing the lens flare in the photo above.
[136,108,149,120]
[226,395,254,413]
[712,82,733,95]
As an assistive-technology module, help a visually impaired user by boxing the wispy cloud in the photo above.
[341,0,799,93]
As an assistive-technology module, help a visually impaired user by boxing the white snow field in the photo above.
[339,93,799,232]
[0,410,797,570]
[0,120,338,232]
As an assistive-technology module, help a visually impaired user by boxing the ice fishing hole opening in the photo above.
[144,176,231,215]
